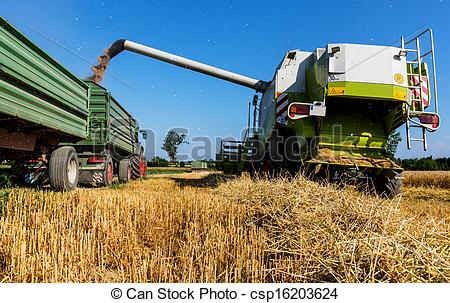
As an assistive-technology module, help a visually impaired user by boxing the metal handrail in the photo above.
[401,28,440,150]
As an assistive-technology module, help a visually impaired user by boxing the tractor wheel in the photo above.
[48,146,79,191]
[100,154,114,187]
[375,172,402,198]
[118,159,131,183]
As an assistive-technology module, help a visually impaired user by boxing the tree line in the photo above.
[397,157,450,171]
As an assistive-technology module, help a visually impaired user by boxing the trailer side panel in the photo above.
[0,17,88,139]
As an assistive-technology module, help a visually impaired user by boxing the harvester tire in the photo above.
[48,146,79,191]
[118,159,131,183]
[376,172,402,198]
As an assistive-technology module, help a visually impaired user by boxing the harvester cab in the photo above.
[271,29,439,149]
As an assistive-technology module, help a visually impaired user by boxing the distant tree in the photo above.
[161,130,188,162]
[435,157,450,170]
[386,131,402,159]
[418,156,439,170]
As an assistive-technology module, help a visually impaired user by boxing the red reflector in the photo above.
[290,104,310,116]
[419,114,439,127]
[87,156,105,164]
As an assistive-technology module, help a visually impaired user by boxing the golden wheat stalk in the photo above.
[0,173,448,282]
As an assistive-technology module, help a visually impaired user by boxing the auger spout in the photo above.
[104,39,269,92]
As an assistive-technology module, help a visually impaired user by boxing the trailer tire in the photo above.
[100,154,114,187]
[118,159,131,183]
[140,155,147,177]
[48,146,79,191]
[131,154,141,179]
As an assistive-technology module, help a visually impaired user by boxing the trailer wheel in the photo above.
[100,154,113,187]
[48,146,79,191]
[140,155,147,177]
[130,154,141,179]
[118,159,131,183]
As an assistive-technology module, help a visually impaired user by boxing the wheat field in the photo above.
[403,171,450,189]
[0,172,449,283]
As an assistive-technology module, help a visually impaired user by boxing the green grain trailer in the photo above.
[65,80,146,186]
[191,160,208,171]
[0,17,89,191]
[0,17,146,190]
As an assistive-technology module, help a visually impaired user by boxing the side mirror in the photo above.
[252,94,258,106]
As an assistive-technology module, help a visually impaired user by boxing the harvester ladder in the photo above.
[401,29,439,151]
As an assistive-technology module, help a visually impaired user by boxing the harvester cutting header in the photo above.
[96,30,440,197]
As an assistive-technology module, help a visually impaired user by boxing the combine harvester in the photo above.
[101,29,440,197]
[0,17,145,191]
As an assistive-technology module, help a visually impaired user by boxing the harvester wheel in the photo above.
[118,159,131,183]
[375,172,402,198]
[48,146,79,191]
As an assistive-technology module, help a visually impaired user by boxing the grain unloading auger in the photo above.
[102,39,270,91]
[103,29,440,197]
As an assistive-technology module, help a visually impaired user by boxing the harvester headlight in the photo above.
[398,49,407,57]
[331,46,340,54]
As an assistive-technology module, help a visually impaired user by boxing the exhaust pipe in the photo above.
[105,39,269,92]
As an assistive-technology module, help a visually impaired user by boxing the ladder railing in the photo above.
[401,28,440,151]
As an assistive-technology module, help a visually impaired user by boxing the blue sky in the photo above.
[3,0,449,159]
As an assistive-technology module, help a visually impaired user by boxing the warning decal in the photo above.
[393,90,406,101]
[328,87,345,96]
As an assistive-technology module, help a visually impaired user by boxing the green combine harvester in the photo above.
[98,30,440,197]
[0,17,146,191]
